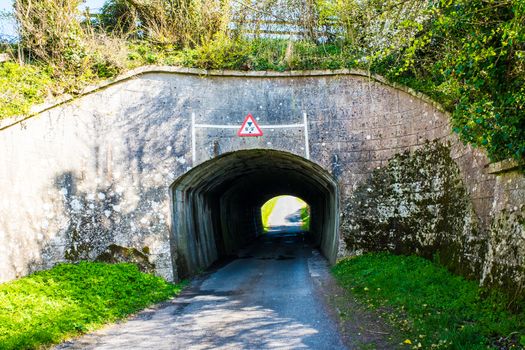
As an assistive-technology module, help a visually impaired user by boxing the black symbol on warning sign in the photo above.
[238,114,263,137]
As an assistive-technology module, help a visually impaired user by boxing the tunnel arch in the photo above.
[170,149,339,280]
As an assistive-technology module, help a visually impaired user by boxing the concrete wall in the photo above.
[341,142,486,280]
[0,67,523,289]
[482,160,525,292]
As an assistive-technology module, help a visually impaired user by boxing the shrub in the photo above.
[370,0,525,162]
[0,62,52,118]
[15,0,88,73]
[110,0,230,47]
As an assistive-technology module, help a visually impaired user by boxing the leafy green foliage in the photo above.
[0,62,52,118]
[300,206,310,231]
[0,262,184,350]
[261,196,279,232]
[369,0,525,162]
[333,253,525,349]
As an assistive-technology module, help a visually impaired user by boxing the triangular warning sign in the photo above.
[237,113,263,137]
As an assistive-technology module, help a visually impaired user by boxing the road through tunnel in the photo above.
[170,149,339,280]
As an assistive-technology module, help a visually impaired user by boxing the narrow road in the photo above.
[57,232,347,350]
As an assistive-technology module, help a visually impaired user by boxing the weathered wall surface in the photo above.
[342,142,485,279]
[481,161,525,294]
[0,67,523,291]
[0,74,189,281]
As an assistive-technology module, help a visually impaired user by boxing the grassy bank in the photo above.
[0,262,185,350]
[332,253,525,349]
[0,39,356,122]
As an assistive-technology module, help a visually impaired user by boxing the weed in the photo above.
[0,262,185,350]
[0,62,52,118]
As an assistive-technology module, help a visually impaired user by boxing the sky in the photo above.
[0,0,107,39]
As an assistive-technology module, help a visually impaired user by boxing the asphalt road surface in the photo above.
[57,232,347,350]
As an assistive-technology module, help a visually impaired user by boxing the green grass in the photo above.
[0,262,185,350]
[126,39,357,72]
[332,253,525,349]
[300,206,310,231]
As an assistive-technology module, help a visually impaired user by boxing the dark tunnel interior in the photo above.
[169,149,339,280]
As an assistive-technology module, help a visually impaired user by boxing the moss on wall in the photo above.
[342,141,485,279]
[96,244,155,273]
[484,209,525,285]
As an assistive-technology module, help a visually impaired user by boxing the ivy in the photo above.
[373,0,525,162]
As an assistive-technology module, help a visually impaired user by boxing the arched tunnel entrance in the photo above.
[170,149,339,280]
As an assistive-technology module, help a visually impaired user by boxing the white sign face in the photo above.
[237,114,263,137]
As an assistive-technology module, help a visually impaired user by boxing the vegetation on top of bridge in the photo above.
[333,252,525,349]
[0,0,523,162]
[0,261,185,350]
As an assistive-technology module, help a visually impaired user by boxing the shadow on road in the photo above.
[56,231,347,350]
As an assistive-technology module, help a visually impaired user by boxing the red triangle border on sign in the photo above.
[237,113,263,137]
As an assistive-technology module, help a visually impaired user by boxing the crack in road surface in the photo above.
[56,232,347,350]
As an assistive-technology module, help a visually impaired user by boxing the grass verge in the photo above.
[332,252,525,349]
[0,262,185,350]
[300,206,310,231]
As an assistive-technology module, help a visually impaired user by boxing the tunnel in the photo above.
[169,149,339,280]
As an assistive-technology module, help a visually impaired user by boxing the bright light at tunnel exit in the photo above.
[261,195,310,233]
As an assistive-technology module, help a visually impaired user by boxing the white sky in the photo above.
[79,0,107,11]
[0,0,107,39]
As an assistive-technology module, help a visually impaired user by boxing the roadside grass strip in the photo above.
[0,262,185,350]
[332,252,525,349]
